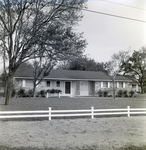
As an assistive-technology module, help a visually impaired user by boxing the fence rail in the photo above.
[0,106,146,120]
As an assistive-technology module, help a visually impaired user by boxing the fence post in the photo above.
[127,106,130,117]
[91,106,94,119]
[48,107,52,121]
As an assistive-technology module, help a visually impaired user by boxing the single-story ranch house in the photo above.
[13,69,139,97]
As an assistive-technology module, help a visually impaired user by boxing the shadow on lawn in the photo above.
[118,145,146,150]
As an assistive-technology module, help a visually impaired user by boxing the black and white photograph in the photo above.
[0,0,146,149]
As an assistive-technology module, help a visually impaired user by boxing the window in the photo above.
[46,81,50,87]
[103,82,108,88]
[132,84,136,88]
[25,80,33,87]
[119,82,123,88]
[56,81,60,87]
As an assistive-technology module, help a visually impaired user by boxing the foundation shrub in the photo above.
[55,89,62,93]
[36,89,46,97]
[117,90,123,97]
[26,89,33,97]
[47,89,62,94]
[103,90,108,97]
[129,91,135,97]
[11,88,16,97]
[39,89,46,97]
[50,89,56,94]
[17,88,26,97]
[98,90,103,97]
[123,90,128,97]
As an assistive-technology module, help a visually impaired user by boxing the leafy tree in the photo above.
[57,56,107,72]
[105,50,130,99]
[121,47,146,94]
[0,0,87,105]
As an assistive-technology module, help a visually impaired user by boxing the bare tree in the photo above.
[0,0,87,105]
[105,50,130,99]
[30,10,87,97]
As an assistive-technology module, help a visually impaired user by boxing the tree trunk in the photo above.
[5,75,13,105]
[33,85,36,98]
[32,79,37,98]
[113,77,116,99]
[141,83,144,94]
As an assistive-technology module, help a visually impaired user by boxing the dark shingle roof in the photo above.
[115,75,132,81]
[46,70,111,81]
[15,69,111,81]
[14,68,132,82]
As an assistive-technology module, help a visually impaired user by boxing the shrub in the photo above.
[117,90,123,97]
[103,90,108,97]
[47,89,62,94]
[98,90,103,97]
[108,95,112,97]
[11,88,16,97]
[123,90,128,97]
[17,88,26,97]
[46,89,51,93]
[26,89,33,97]
[39,90,46,97]
[50,89,56,94]
[129,91,135,97]
[55,89,62,93]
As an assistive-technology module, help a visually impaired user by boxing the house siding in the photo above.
[38,81,46,90]
[14,78,22,90]
[72,81,76,97]
[88,81,95,96]
[80,81,88,96]
[75,81,80,96]
[95,81,131,96]
[13,77,138,97]
[95,82,101,95]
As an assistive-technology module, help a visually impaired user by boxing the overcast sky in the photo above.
[77,0,146,62]
[0,0,146,72]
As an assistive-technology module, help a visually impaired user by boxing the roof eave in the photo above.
[14,77,131,82]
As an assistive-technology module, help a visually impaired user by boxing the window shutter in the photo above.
[108,82,110,88]
[22,80,26,87]
[101,82,103,88]
[117,82,119,88]
[123,82,125,88]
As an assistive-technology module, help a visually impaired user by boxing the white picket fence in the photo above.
[0,106,146,120]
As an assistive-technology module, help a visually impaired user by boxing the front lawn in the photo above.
[0,94,146,111]
[1,95,146,150]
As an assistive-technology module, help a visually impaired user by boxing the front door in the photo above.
[65,82,71,94]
